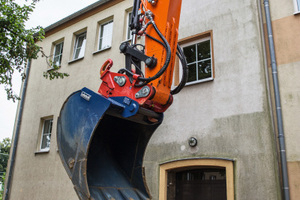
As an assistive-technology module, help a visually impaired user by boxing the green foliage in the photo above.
[0,138,10,175]
[0,138,10,199]
[0,0,68,102]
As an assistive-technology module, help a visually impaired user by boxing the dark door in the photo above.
[168,168,226,200]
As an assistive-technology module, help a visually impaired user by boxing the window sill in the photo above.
[185,77,214,86]
[93,47,111,55]
[294,10,300,15]
[68,57,84,64]
[35,150,50,155]
[47,66,61,72]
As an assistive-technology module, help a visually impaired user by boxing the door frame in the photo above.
[159,158,235,200]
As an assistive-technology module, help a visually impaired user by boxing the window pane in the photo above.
[127,12,133,40]
[53,56,60,66]
[187,63,196,82]
[183,45,196,63]
[54,42,63,56]
[53,42,63,66]
[41,119,52,151]
[74,33,86,59]
[78,38,86,58]
[99,21,113,50]
[41,135,51,150]
[198,60,212,80]
[43,119,52,133]
[197,40,211,61]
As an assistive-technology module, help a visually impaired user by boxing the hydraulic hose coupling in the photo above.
[145,10,154,21]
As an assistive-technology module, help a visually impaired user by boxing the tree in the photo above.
[0,138,10,177]
[0,0,68,102]
[0,137,10,199]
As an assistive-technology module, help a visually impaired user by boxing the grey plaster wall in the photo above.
[144,0,281,199]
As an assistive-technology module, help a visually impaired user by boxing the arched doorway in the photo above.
[159,159,234,200]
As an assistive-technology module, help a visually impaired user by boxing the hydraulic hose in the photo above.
[136,20,172,86]
[171,44,188,95]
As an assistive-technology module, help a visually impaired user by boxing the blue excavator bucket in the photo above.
[57,87,163,200]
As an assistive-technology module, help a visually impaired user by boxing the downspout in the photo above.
[263,1,290,200]
[4,60,31,200]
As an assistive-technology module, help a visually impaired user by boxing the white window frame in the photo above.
[98,20,113,51]
[293,0,300,14]
[126,11,133,41]
[180,37,213,86]
[73,32,86,60]
[52,41,63,67]
[39,118,53,152]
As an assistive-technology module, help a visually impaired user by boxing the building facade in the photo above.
[4,0,300,199]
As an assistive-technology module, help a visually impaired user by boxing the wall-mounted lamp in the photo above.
[188,137,197,147]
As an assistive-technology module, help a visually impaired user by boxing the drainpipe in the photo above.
[4,60,31,200]
[263,1,290,200]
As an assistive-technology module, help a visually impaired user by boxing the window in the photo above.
[159,159,234,200]
[98,21,113,50]
[181,37,213,84]
[39,118,53,151]
[73,32,86,60]
[52,41,63,67]
[294,0,300,13]
[127,11,133,40]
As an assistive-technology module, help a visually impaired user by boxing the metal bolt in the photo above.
[142,86,150,95]
[114,76,126,87]
[135,86,151,99]
[68,158,75,169]
[147,0,157,5]
[188,137,197,147]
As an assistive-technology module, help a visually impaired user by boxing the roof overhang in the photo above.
[44,0,123,37]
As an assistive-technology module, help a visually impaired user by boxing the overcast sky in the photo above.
[0,0,99,141]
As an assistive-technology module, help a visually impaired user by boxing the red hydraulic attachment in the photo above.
[99,59,172,113]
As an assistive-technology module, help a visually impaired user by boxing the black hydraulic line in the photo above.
[145,33,166,48]
[136,21,172,86]
[118,68,137,78]
[144,33,188,95]
[171,44,188,95]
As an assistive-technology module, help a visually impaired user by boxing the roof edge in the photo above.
[44,0,111,33]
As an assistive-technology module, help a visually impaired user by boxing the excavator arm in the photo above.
[57,0,187,199]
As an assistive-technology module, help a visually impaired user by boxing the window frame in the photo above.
[39,118,53,152]
[294,0,300,14]
[180,36,214,85]
[52,41,64,67]
[126,11,133,41]
[98,20,113,51]
[73,31,87,60]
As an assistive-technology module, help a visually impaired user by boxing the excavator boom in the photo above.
[57,0,187,199]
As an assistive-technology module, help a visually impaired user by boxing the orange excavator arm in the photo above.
[57,1,188,199]
[98,0,188,113]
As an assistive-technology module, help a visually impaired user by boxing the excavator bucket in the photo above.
[57,87,163,200]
